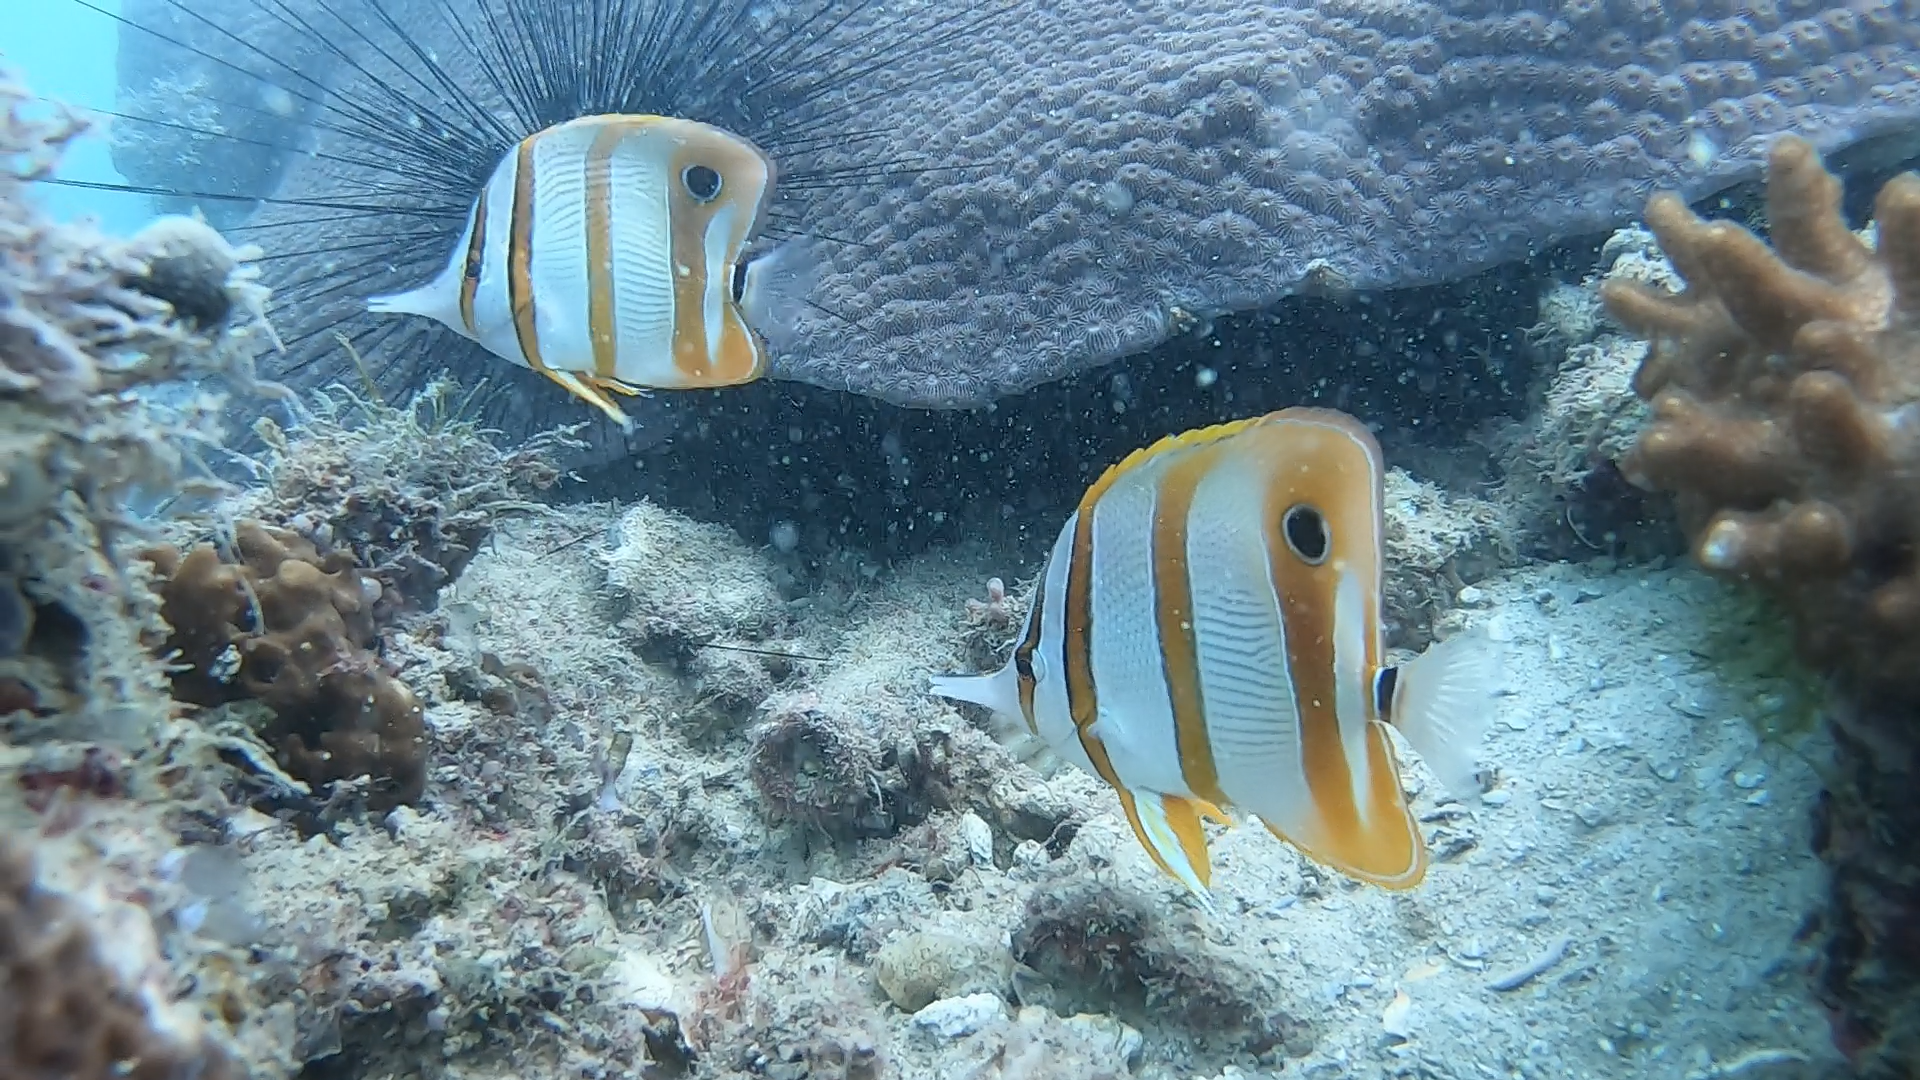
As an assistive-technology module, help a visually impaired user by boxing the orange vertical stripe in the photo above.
[508,134,544,372]
[664,150,714,383]
[1062,508,1107,774]
[458,185,488,336]
[1012,560,1048,737]
[1151,447,1227,807]
[585,123,623,379]
[1263,437,1361,850]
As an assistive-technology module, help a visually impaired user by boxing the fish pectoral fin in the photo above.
[539,368,634,431]
[1389,630,1503,804]
[1116,788,1219,915]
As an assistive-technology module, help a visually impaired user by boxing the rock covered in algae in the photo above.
[236,379,573,617]
[0,72,279,744]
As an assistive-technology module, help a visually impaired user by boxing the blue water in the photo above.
[1,0,149,232]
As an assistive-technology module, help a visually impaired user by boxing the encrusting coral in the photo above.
[138,520,428,810]
[1600,135,1920,1077]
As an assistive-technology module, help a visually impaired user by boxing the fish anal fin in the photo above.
[589,374,648,398]
[1116,788,1220,914]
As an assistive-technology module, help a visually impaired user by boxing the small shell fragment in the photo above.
[1381,989,1413,1039]
[958,812,994,867]
[1403,959,1445,982]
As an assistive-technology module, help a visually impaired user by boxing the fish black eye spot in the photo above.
[1283,504,1329,564]
[682,164,723,202]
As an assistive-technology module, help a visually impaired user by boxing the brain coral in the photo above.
[101,0,1920,444]
[1601,135,1920,1077]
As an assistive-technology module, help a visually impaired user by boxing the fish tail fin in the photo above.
[928,667,1020,716]
[930,667,1066,774]
[1389,629,1504,803]
[367,277,455,321]
[1119,789,1220,916]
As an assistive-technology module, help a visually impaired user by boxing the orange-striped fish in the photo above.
[931,407,1498,912]
[367,114,807,430]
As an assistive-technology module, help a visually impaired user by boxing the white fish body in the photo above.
[931,408,1500,911]
[369,113,791,430]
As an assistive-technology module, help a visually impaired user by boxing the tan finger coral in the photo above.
[1600,136,1920,1075]
[1601,137,1920,698]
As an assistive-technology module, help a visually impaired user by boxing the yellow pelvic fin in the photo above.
[588,374,647,398]
[1115,788,1226,914]
[539,367,633,430]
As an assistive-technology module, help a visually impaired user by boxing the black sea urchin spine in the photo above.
[45,0,1018,452]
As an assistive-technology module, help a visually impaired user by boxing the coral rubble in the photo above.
[1496,232,1685,563]
[139,520,428,811]
[1378,468,1513,647]
[1600,135,1920,1077]
[1011,866,1310,1057]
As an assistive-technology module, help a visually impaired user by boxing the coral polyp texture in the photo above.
[106,0,1920,429]
[1600,135,1920,1076]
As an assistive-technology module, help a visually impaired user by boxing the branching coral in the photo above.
[1604,138,1920,693]
[139,520,428,810]
[0,70,280,743]
[1600,135,1920,1077]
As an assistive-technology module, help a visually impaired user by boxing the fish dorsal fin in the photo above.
[1077,413,1270,511]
